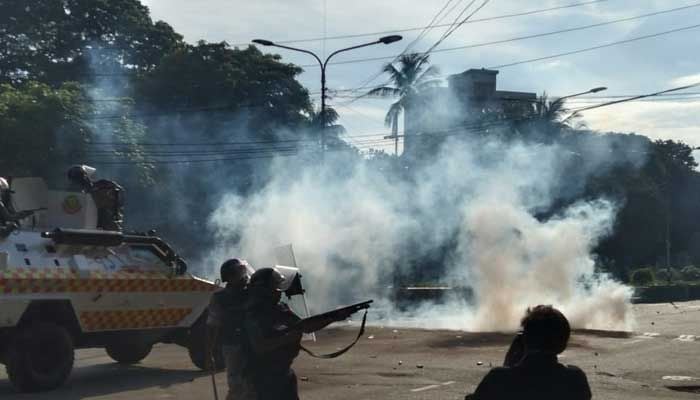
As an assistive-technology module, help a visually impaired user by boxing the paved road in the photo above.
[1,301,699,399]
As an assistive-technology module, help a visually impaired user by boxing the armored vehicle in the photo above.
[0,177,225,392]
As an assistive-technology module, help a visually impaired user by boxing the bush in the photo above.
[655,268,684,283]
[655,269,671,283]
[680,266,700,281]
[631,268,655,286]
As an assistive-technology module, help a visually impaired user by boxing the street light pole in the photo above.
[253,35,402,159]
[552,86,607,108]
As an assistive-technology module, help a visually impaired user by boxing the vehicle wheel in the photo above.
[6,322,74,392]
[106,341,153,364]
[188,317,225,371]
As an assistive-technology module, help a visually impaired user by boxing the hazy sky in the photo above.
[141,0,700,155]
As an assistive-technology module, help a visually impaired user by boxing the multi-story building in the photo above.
[402,68,537,158]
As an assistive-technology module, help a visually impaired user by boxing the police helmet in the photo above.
[0,178,8,192]
[67,165,97,185]
[219,258,252,284]
[248,267,286,292]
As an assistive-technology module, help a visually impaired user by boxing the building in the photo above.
[403,68,537,158]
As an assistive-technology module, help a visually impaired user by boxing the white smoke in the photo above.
[206,136,636,332]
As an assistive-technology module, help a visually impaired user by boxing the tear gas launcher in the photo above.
[296,300,373,330]
[295,300,373,359]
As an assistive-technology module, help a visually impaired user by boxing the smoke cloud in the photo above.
[206,136,636,332]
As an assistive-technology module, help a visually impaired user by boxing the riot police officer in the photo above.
[244,267,351,400]
[67,165,124,231]
[207,259,256,400]
[0,177,32,227]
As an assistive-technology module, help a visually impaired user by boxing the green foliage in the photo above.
[680,266,700,281]
[0,0,183,84]
[135,43,312,137]
[630,268,655,286]
[367,53,440,136]
[0,81,92,181]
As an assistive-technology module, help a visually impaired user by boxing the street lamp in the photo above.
[552,86,607,107]
[252,35,403,157]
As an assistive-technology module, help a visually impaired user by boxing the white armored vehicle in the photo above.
[0,177,225,392]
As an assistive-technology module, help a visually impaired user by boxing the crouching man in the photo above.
[467,305,592,400]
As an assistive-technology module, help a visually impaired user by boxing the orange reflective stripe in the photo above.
[79,308,192,331]
[0,268,217,294]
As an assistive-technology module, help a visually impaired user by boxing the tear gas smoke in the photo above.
[206,137,636,332]
[82,46,638,332]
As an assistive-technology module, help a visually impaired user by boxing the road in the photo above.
[1,301,699,399]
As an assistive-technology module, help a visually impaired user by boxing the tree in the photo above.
[0,81,91,181]
[516,92,580,142]
[135,43,312,139]
[0,0,183,85]
[367,54,440,140]
[309,106,347,149]
[652,139,698,173]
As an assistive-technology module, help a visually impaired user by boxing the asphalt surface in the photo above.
[1,301,699,399]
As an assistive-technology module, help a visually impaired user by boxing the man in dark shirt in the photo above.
[207,259,255,400]
[0,177,32,235]
[67,165,124,231]
[467,305,592,400]
[244,267,351,400]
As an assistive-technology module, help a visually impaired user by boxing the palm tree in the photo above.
[309,106,346,148]
[367,54,440,154]
[523,92,582,141]
[533,92,570,126]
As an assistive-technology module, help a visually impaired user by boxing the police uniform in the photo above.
[89,179,124,231]
[469,352,592,400]
[244,301,302,400]
[208,284,256,400]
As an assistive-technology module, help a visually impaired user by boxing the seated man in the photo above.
[467,305,591,400]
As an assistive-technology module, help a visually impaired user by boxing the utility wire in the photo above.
[335,20,700,106]
[345,0,487,99]
[568,81,700,114]
[302,2,700,68]
[402,0,460,56]
[424,0,489,57]
[349,0,465,104]
[237,0,609,46]
[83,83,700,157]
[489,23,700,69]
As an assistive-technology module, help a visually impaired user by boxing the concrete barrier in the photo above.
[633,284,700,303]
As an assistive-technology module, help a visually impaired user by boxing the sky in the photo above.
[140,0,700,158]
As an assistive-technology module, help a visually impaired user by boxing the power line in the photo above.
[574,92,700,99]
[337,21,700,106]
[85,105,259,120]
[424,0,490,57]
[348,0,466,104]
[84,136,401,165]
[237,0,609,47]
[300,3,700,68]
[340,0,490,108]
[85,135,395,157]
[85,128,396,147]
[85,151,300,165]
[569,81,700,114]
[86,82,700,159]
[401,0,460,56]
[489,22,700,69]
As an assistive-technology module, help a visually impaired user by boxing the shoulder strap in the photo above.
[299,311,368,359]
